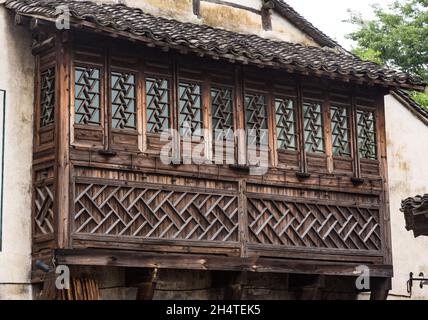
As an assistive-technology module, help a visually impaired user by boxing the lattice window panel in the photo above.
[245,93,268,146]
[74,67,101,126]
[111,72,137,130]
[247,197,381,251]
[303,101,325,153]
[40,68,55,127]
[330,105,351,157]
[146,77,170,133]
[275,97,297,151]
[34,184,54,236]
[74,182,239,242]
[357,110,377,160]
[179,82,203,138]
[211,87,234,140]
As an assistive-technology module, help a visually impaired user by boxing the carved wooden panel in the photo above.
[275,97,297,151]
[146,77,170,133]
[40,68,56,127]
[34,184,54,236]
[179,82,203,137]
[111,71,137,130]
[74,181,239,242]
[74,67,101,126]
[303,101,324,154]
[330,105,351,157]
[247,196,381,251]
[245,92,268,145]
[357,109,377,160]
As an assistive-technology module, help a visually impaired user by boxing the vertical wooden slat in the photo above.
[54,32,71,249]
[268,85,278,167]
[323,91,334,173]
[203,72,212,161]
[350,89,361,178]
[239,180,248,258]
[296,79,307,172]
[377,92,392,265]
[105,47,112,150]
[235,66,245,165]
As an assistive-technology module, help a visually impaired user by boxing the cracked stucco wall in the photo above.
[107,0,319,46]
[385,95,428,300]
[0,5,34,300]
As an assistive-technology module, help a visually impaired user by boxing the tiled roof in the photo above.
[392,90,428,123]
[5,0,426,90]
[401,195,428,237]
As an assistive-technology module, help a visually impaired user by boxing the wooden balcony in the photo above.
[29,31,393,288]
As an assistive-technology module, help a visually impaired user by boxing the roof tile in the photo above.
[5,0,426,89]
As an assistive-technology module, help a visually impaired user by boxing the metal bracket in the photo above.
[407,272,428,296]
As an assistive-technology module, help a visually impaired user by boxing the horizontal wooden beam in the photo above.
[55,249,393,278]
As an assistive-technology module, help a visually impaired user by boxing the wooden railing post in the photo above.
[239,179,248,258]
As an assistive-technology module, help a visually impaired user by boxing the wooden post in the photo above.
[289,274,325,300]
[54,31,71,249]
[212,271,247,300]
[370,277,391,300]
[126,268,159,300]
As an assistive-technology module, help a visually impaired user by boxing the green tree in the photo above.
[347,0,428,108]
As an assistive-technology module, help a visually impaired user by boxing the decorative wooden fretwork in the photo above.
[146,77,170,133]
[34,184,54,236]
[357,109,377,160]
[330,105,351,157]
[211,87,234,139]
[74,67,101,126]
[40,68,55,127]
[303,101,325,153]
[247,197,381,251]
[74,181,239,242]
[245,93,268,146]
[275,97,297,151]
[111,71,137,130]
[179,82,203,137]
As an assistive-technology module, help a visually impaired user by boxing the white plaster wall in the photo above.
[385,95,428,300]
[0,4,34,300]
[97,0,319,46]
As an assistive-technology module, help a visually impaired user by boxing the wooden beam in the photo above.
[55,249,394,278]
[193,0,201,17]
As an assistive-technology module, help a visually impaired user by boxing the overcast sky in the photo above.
[284,0,393,49]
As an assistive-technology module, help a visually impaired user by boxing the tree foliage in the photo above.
[347,0,428,108]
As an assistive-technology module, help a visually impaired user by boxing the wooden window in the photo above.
[303,101,324,153]
[179,82,203,137]
[330,105,351,157]
[275,97,297,151]
[245,92,268,146]
[211,86,234,138]
[74,66,101,126]
[145,77,170,133]
[40,67,56,127]
[111,71,137,131]
[357,109,377,160]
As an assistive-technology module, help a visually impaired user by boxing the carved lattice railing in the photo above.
[70,177,382,253]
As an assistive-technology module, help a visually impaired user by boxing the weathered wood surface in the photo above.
[55,249,393,278]
[29,30,393,279]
